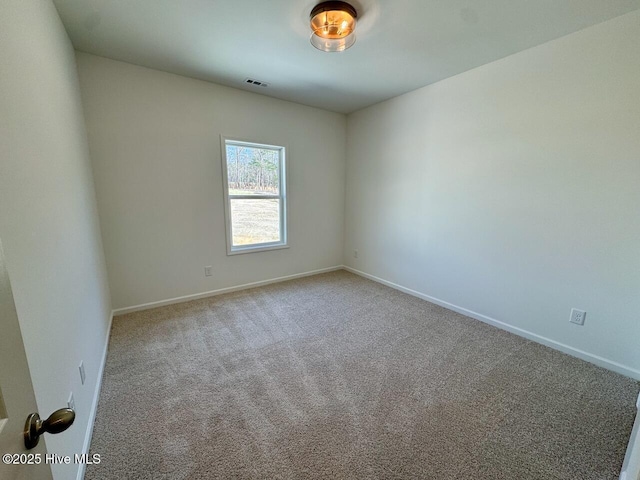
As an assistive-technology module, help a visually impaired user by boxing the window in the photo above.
[221,137,287,255]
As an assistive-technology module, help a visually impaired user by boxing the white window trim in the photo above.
[220,135,288,256]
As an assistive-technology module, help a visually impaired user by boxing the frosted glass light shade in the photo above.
[310,1,357,52]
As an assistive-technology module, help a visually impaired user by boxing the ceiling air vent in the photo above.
[244,78,269,88]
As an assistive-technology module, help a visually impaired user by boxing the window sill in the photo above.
[227,243,289,256]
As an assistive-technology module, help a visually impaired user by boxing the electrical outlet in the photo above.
[204,266,212,277]
[353,250,358,259]
[67,392,75,411]
[569,308,586,326]
[79,361,86,385]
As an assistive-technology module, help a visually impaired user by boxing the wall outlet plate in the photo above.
[204,266,212,277]
[570,308,586,326]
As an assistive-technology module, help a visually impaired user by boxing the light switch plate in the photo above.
[79,361,86,385]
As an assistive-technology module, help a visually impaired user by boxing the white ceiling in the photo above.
[53,0,640,113]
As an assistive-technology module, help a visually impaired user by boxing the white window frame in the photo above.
[220,136,288,255]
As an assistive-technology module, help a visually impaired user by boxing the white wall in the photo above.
[76,53,347,310]
[0,1,112,479]
[345,10,640,378]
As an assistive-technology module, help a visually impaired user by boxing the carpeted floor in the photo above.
[86,271,639,479]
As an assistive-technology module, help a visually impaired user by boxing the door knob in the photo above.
[24,408,75,449]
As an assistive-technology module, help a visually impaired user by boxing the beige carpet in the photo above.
[86,271,638,479]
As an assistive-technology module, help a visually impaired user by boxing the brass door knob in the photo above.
[24,408,75,449]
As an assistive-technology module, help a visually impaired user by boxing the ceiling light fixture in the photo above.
[310,1,358,52]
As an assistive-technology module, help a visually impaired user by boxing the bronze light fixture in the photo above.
[310,1,358,52]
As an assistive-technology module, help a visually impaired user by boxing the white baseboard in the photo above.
[112,266,344,316]
[344,266,640,381]
[76,309,113,480]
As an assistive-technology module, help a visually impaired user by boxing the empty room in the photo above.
[1,1,640,479]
